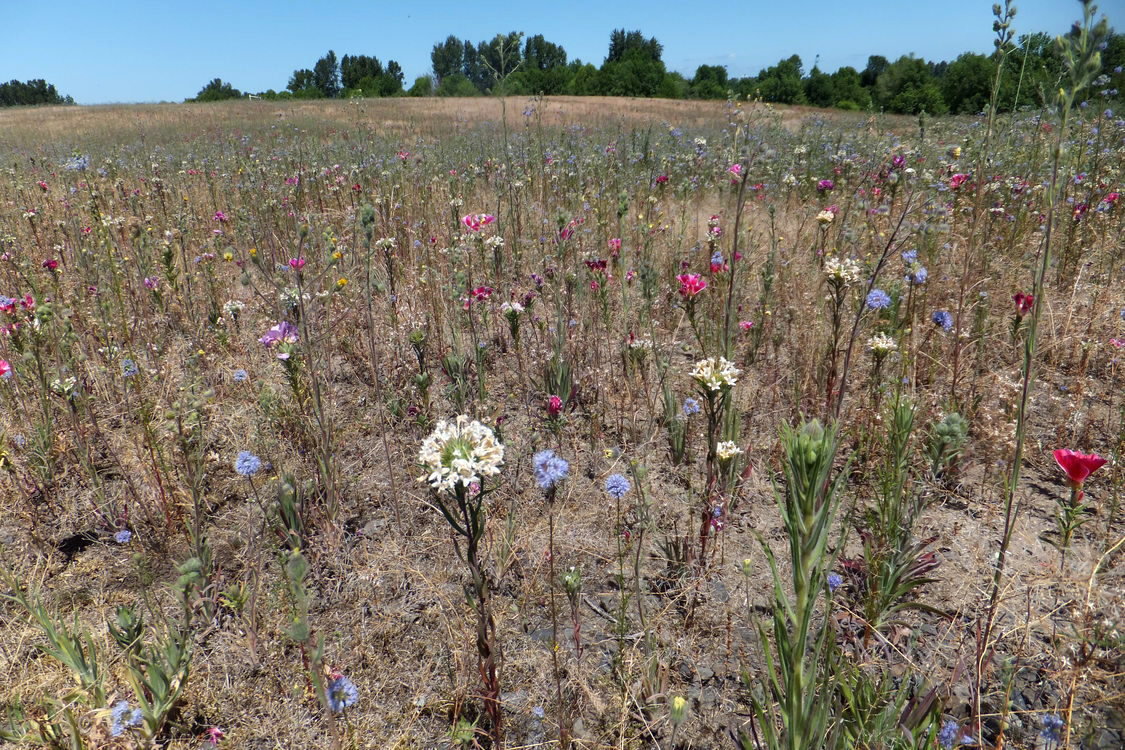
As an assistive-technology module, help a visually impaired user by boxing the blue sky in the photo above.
[2,1,1120,104]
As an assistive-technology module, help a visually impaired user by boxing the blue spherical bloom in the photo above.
[1041,713,1065,744]
[327,675,359,713]
[0,295,14,308]
[121,358,139,378]
[866,289,891,310]
[110,701,142,736]
[906,265,928,285]
[683,397,701,416]
[533,449,570,490]
[901,249,918,264]
[710,249,723,266]
[232,368,249,382]
[938,720,965,749]
[605,473,631,499]
[114,529,132,544]
[826,573,843,592]
[532,705,546,720]
[932,310,954,332]
[235,451,262,477]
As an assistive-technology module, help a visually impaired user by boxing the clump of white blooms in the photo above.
[500,301,523,316]
[867,332,898,356]
[716,441,743,461]
[816,210,835,224]
[222,299,246,318]
[484,235,504,249]
[419,415,505,494]
[824,256,861,286]
[691,356,741,392]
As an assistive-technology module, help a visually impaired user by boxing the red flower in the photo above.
[546,394,563,417]
[950,173,970,190]
[289,257,306,270]
[1053,449,1107,488]
[42,258,59,271]
[0,360,11,378]
[1013,292,1034,316]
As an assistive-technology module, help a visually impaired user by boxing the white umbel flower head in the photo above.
[867,332,898,356]
[824,256,861,286]
[690,356,741,392]
[716,441,743,461]
[419,415,504,494]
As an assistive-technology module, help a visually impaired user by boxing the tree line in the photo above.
[193,26,1123,114]
[0,79,72,107]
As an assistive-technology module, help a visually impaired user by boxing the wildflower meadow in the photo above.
[1,5,1124,749]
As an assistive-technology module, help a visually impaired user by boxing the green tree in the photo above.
[941,52,995,114]
[875,55,947,114]
[0,79,72,107]
[830,66,870,109]
[408,75,434,96]
[341,54,383,90]
[192,78,241,102]
[756,55,806,104]
[287,68,315,94]
[691,64,728,99]
[431,36,465,84]
[803,65,835,107]
[312,50,340,97]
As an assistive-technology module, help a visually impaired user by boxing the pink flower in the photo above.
[204,727,225,745]
[728,164,742,176]
[461,213,495,232]
[739,320,754,331]
[817,179,835,192]
[470,286,493,301]
[1012,292,1034,316]
[42,258,59,271]
[1109,338,1125,348]
[949,173,970,190]
[0,360,11,379]
[676,273,707,298]
[1053,449,1107,489]
[289,257,306,270]
[143,276,159,290]
[397,150,410,160]
[546,394,563,417]
[213,210,228,223]
[608,237,622,253]
[655,174,669,185]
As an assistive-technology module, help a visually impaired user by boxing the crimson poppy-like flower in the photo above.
[0,360,11,379]
[546,394,563,417]
[949,173,970,190]
[289,257,306,270]
[461,213,495,232]
[1053,449,1107,488]
[1013,292,1034,316]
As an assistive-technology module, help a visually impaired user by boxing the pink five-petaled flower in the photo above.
[461,213,495,232]
[1053,449,1107,490]
[43,258,59,271]
[0,360,11,379]
[655,174,669,184]
[1110,338,1125,348]
[546,394,563,417]
[817,179,835,192]
[739,320,754,331]
[204,726,225,745]
[471,286,493,301]
[676,273,707,298]
[1013,292,1034,316]
[213,210,228,223]
[289,257,306,270]
[728,163,742,176]
[949,173,970,190]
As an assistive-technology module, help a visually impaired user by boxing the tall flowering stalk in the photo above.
[689,356,740,568]
[533,449,571,749]
[741,419,847,750]
[419,416,505,747]
[976,6,1108,746]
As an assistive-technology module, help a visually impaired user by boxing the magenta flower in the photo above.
[461,213,496,232]
[289,257,306,270]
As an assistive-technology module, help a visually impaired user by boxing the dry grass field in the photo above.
[0,92,1122,750]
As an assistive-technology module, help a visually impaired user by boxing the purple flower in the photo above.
[827,572,843,592]
[605,474,631,499]
[817,179,835,192]
[932,310,953,332]
[533,449,569,491]
[866,289,891,310]
[114,529,132,544]
[327,675,359,713]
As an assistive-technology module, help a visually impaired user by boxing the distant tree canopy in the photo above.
[0,79,72,107]
[183,23,1123,112]
[192,78,241,102]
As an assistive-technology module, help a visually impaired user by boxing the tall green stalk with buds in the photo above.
[740,419,848,750]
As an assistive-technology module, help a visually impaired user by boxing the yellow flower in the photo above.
[332,251,342,260]
[336,278,348,288]
[249,248,258,257]
[223,251,233,261]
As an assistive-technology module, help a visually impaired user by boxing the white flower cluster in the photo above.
[867,332,898,356]
[222,299,246,317]
[824,257,861,286]
[691,356,741,392]
[816,209,836,224]
[716,441,743,461]
[418,415,505,494]
[500,301,523,316]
